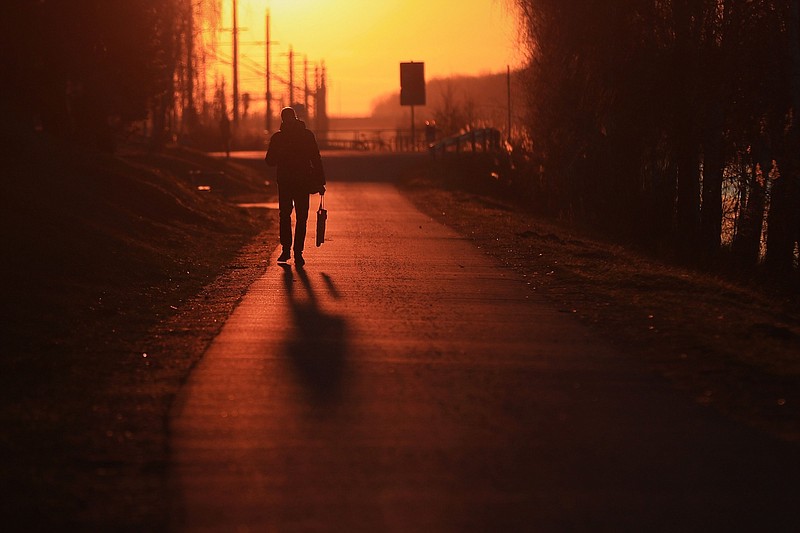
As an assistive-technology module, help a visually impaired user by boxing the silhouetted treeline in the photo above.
[513,0,800,276]
[4,0,220,151]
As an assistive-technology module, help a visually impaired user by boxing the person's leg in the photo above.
[293,192,311,255]
[278,186,294,259]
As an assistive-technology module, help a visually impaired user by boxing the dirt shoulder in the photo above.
[399,175,800,442]
[1,142,276,530]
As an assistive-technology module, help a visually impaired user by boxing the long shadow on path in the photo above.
[279,264,347,407]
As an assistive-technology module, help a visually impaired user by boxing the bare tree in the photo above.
[765,0,800,273]
[512,0,799,275]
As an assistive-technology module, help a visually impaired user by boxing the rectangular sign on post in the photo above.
[400,62,426,106]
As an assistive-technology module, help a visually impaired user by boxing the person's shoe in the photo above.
[277,250,291,263]
[294,253,305,267]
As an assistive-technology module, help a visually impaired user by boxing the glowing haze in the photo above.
[215,0,523,117]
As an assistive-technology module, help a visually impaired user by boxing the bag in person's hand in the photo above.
[316,195,327,247]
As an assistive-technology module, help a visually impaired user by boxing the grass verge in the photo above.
[1,138,276,530]
[400,172,800,442]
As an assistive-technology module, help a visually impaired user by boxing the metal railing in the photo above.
[317,128,438,152]
[429,128,503,157]
[316,127,505,154]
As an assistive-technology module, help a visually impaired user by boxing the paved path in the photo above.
[170,178,799,531]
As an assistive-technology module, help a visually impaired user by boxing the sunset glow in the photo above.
[210,0,522,117]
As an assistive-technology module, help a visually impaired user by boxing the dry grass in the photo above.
[1,139,275,529]
[400,175,800,441]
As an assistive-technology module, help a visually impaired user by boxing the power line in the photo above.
[210,48,289,86]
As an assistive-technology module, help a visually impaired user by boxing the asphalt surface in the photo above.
[169,156,800,532]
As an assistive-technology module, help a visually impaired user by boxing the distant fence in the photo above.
[429,128,503,157]
[318,129,424,152]
[317,127,506,155]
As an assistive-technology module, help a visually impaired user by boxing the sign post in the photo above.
[400,61,425,151]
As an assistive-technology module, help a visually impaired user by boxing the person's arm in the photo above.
[264,133,282,166]
[307,131,326,194]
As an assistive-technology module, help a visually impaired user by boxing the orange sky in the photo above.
[214,0,523,117]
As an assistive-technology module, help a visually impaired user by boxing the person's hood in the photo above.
[280,118,306,132]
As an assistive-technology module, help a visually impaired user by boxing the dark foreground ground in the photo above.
[1,147,799,529]
[1,139,276,529]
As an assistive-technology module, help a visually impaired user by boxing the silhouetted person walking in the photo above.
[265,107,326,266]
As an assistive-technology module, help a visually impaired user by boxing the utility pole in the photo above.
[316,62,329,136]
[507,65,512,145]
[185,2,195,117]
[288,46,294,107]
[314,64,320,129]
[265,9,271,132]
[304,55,309,120]
[232,0,239,124]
